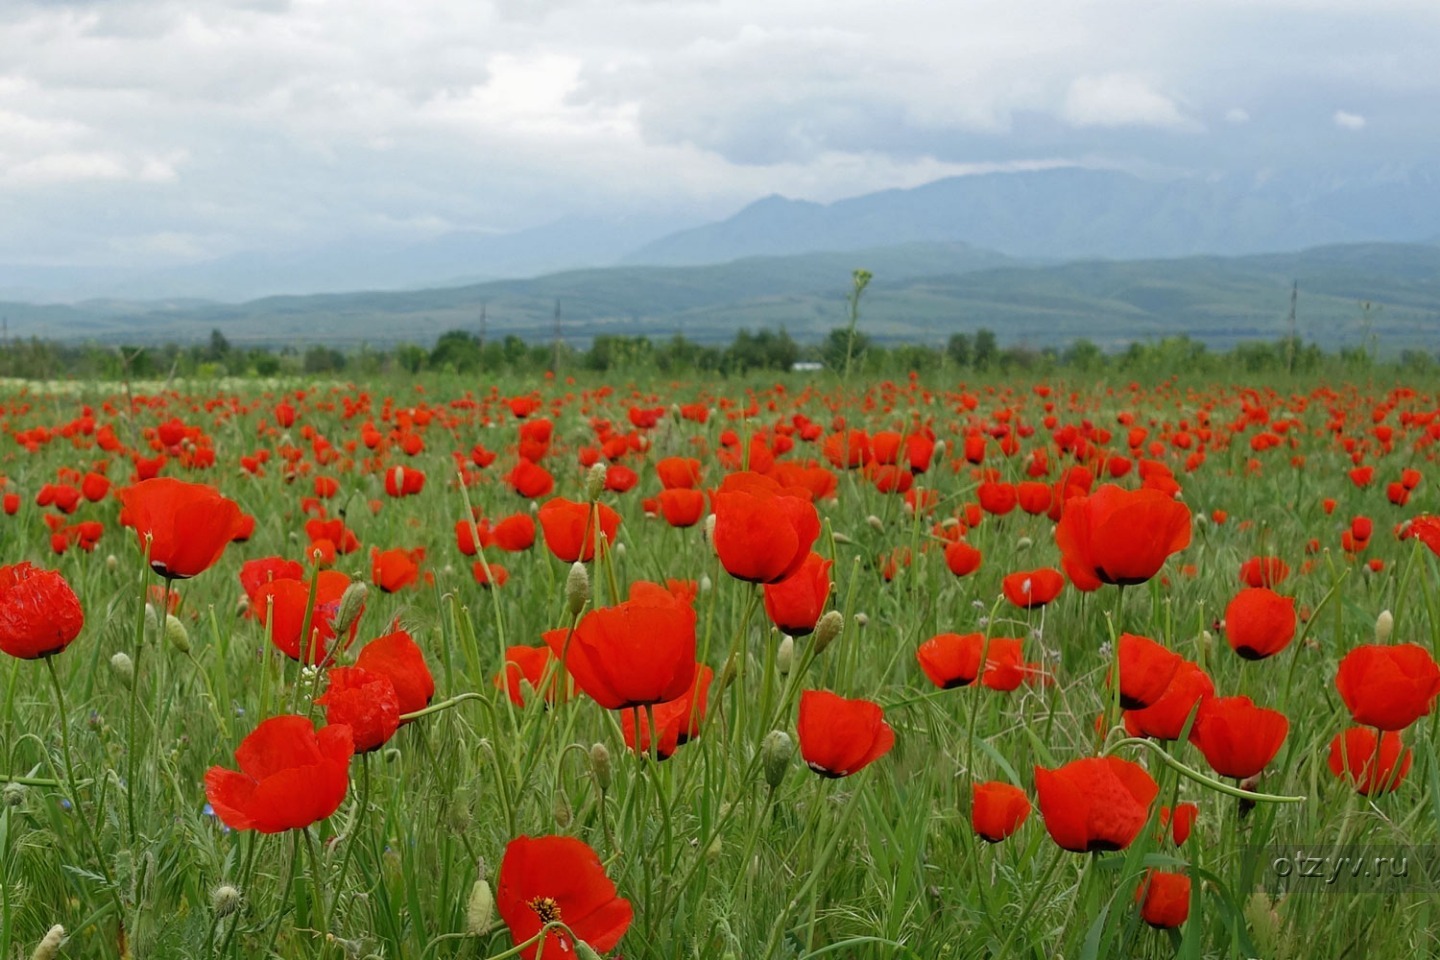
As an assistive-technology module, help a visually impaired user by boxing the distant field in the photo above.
[1,369,1438,959]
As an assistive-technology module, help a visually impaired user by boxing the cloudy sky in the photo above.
[1,0,1436,268]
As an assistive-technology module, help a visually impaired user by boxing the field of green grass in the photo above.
[0,370,1437,959]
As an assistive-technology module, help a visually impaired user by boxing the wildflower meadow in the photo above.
[1,369,1438,959]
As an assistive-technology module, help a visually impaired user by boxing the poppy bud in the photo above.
[854,612,869,628]
[699,575,712,593]
[703,513,717,549]
[867,515,884,532]
[812,610,844,654]
[106,554,119,571]
[1015,536,1033,552]
[777,636,794,675]
[614,542,626,560]
[589,742,611,793]
[212,885,242,918]
[574,944,604,960]
[30,925,65,960]
[110,651,135,688]
[566,562,591,616]
[762,730,793,790]
[144,603,159,638]
[333,582,368,638]
[585,462,607,501]
[553,791,572,828]
[165,614,190,654]
[466,878,495,935]
[1375,609,1394,644]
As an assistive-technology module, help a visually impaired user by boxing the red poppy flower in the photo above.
[1238,556,1290,588]
[384,465,426,497]
[203,715,353,833]
[495,834,633,960]
[1124,660,1214,741]
[492,515,536,552]
[545,582,696,710]
[915,633,1025,691]
[1055,484,1192,591]
[621,665,713,758]
[762,552,832,636]
[712,472,820,584]
[116,477,247,579]
[1001,568,1065,609]
[1135,870,1190,929]
[796,689,895,778]
[0,562,84,660]
[971,780,1030,842]
[255,570,363,665]
[1034,756,1158,852]
[1335,643,1440,731]
[315,667,400,753]
[1328,727,1412,795]
[656,457,702,489]
[1224,588,1296,660]
[1113,633,1182,710]
[537,498,621,563]
[658,488,707,528]
[943,540,982,577]
[506,459,554,499]
[371,547,424,593]
[1159,802,1198,845]
[1189,696,1288,779]
[497,644,558,707]
[354,630,435,717]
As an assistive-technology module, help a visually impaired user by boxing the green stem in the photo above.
[1104,737,1306,802]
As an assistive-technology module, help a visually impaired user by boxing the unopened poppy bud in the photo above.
[566,562,591,616]
[574,943,603,960]
[704,513,717,549]
[1015,536,1033,551]
[832,532,854,545]
[812,610,844,654]
[1375,609,1394,644]
[699,575,712,593]
[30,925,65,960]
[590,742,611,793]
[705,834,723,861]
[383,747,401,764]
[866,515,884,532]
[3,782,25,807]
[144,603,159,637]
[106,554,118,571]
[854,612,869,628]
[585,462,607,501]
[110,651,134,688]
[165,614,190,654]
[333,582,367,637]
[614,542,626,560]
[762,730,793,790]
[1200,630,1214,650]
[212,885,242,918]
[554,791,572,827]
[236,596,250,618]
[465,879,495,935]
[776,636,794,675]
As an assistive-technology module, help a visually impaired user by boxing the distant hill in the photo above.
[624,166,1440,265]
[5,241,1437,352]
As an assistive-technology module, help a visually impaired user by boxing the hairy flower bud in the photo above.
[589,742,611,793]
[110,651,135,688]
[566,562,591,617]
[465,878,495,935]
[585,462,607,502]
[164,614,190,654]
[212,885,242,918]
[30,926,65,960]
[333,582,368,638]
[812,610,844,655]
[762,730,794,791]
[866,515,884,532]
[1375,609,1394,644]
[776,636,794,676]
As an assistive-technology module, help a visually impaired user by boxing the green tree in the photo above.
[946,333,972,367]
[973,328,998,371]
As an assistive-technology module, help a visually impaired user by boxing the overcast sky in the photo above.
[2,0,1436,267]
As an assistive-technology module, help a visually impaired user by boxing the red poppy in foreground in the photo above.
[1135,870,1190,929]
[0,562,85,660]
[315,667,400,753]
[545,582,696,710]
[971,781,1030,842]
[537,498,621,563]
[1055,484,1192,591]
[1034,756,1158,852]
[354,630,435,717]
[203,715,353,833]
[1113,633,1182,710]
[117,477,247,579]
[797,689,895,778]
[1328,727,1412,795]
[762,552,833,636]
[371,547,424,593]
[1224,587,1296,660]
[255,570,363,664]
[1124,660,1215,741]
[495,835,633,960]
[712,472,821,584]
[621,665,714,758]
[1189,696,1288,780]
[1335,643,1440,731]
[1001,568,1065,609]
[915,633,1025,691]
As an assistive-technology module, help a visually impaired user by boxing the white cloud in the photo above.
[1225,107,1251,124]
[1333,109,1367,129]
[1061,75,1198,131]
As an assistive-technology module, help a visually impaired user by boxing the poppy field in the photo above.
[3,371,1440,959]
